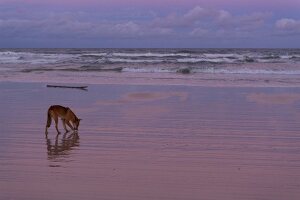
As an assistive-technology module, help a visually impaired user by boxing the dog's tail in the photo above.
[46,109,51,128]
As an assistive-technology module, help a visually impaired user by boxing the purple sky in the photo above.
[0,0,300,48]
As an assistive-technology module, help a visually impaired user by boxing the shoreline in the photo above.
[2,71,300,88]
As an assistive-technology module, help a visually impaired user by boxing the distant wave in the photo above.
[1,49,300,65]
[1,48,300,76]
[176,57,236,63]
[102,58,165,63]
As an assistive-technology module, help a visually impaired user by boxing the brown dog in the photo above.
[45,105,81,134]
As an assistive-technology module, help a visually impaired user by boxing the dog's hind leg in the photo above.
[45,110,52,135]
[54,116,60,134]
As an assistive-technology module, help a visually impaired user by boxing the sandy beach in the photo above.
[0,81,300,200]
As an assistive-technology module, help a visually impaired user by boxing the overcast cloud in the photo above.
[0,1,299,47]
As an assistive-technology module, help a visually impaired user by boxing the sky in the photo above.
[0,0,300,48]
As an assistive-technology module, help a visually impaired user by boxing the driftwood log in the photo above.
[46,85,88,90]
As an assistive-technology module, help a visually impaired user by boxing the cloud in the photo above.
[113,21,140,36]
[0,5,299,47]
[151,6,271,39]
[183,6,210,22]
[275,18,300,32]
[189,28,209,37]
[152,6,219,28]
[234,12,271,31]
[0,13,174,40]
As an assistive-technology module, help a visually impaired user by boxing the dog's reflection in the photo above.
[46,132,80,160]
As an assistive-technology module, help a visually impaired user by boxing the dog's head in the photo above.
[74,118,81,131]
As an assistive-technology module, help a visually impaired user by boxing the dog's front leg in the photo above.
[66,120,74,131]
[62,119,69,133]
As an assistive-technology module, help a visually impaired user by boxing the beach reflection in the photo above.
[46,132,80,165]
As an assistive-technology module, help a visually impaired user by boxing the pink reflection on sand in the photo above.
[95,91,188,106]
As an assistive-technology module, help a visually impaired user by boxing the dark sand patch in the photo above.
[95,91,188,106]
[247,93,300,104]
[124,92,188,102]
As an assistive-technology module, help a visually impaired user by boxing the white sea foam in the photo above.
[0,51,76,64]
[122,67,172,73]
[82,53,107,57]
[203,53,243,59]
[193,68,300,75]
[107,58,164,63]
[177,57,236,63]
[112,52,190,57]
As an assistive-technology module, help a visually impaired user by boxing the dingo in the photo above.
[45,105,81,134]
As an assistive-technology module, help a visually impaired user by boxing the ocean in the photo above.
[1,48,300,86]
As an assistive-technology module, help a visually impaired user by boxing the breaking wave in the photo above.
[1,48,300,76]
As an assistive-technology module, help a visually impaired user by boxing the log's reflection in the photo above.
[46,132,80,162]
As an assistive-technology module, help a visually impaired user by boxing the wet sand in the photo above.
[1,82,300,200]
